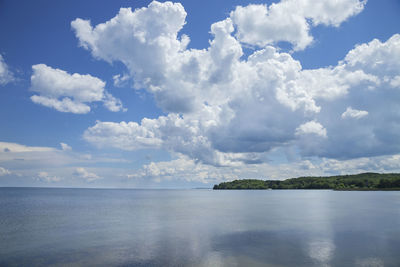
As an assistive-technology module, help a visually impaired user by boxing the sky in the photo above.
[1,0,400,188]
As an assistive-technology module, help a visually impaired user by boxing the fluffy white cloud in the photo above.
[36,171,62,182]
[341,107,368,119]
[0,55,14,85]
[74,1,400,167]
[230,0,366,51]
[296,121,327,138]
[296,0,366,27]
[30,64,125,113]
[103,92,127,112]
[345,34,400,72]
[73,167,101,182]
[298,66,379,101]
[230,4,312,51]
[0,167,11,176]
[31,95,91,114]
[307,34,400,159]
[83,119,164,150]
[71,1,188,87]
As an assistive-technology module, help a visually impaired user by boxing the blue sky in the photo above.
[1,0,400,188]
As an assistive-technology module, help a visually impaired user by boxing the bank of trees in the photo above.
[213,173,400,190]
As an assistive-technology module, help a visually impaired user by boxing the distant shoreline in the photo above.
[213,188,400,191]
[213,172,400,190]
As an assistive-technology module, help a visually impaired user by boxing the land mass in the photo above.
[213,172,400,190]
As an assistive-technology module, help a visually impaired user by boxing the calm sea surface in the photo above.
[0,188,399,266]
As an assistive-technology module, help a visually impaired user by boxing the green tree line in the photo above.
[213,173,400,190]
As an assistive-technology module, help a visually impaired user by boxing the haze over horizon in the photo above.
[1,0,400,188]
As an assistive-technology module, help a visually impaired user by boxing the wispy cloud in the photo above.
[0,54,14,85]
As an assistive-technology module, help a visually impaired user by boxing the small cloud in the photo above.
[60,142,72,151]
[296,120,327,138]
[390,75,400,88]
[103,92,127,112]
[0,54,14,86]
[36,171,62,182]
[73,167,101,182]
[341,107,368,119]
[0,167,11,176]
[113,73,130,87]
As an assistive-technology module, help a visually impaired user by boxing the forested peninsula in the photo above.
[213,173,400,190]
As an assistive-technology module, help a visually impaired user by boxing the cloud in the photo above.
[71,1,188,88]
[0,141,77,172]
[0,141,103,179]
[74,1,400,167]
[345,34,400,73]
[60,143,72,151]
[73,167,101,182]
[0,141,54,153]
[83,119,164,150]
[128,155,239,183]
[341,107,368,119]
[307,34,400,159]
[390,75,400,88]
[31,95,91,114]
[36,171,62,182]
[30,64,125,113]
[0,167,11,176]
[0,141,130,168]
[0,140,131,187]
[128,153,400,184]
[113,73,130,87]
[0,54,14,85]
[230,0,366,51]
[295,121,327,138]
[103,92,127,112]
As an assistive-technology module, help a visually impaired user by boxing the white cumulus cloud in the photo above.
[296,121,327,138]
[74,1,400,166]
[83,119,164,150]
[341,107,368,119]
[230,0,366,51]
[30,64,125,113]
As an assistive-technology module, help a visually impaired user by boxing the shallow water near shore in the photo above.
[1,188,399,266]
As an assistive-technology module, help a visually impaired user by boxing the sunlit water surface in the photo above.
[0,188,399,266]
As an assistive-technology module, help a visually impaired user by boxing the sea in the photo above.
[0,188,399,266]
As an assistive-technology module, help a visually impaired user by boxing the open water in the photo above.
[0,188,399,266]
